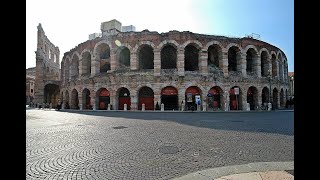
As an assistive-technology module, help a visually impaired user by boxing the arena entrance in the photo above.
[44,84,59,108]
[161,86,178,110]
[98,88,110,110]
[247,86,258,110]
[229,86,242,110]
[138,87,154,110]
[118,88,131,110]
[207,86,222,110]
[185,86,201,111]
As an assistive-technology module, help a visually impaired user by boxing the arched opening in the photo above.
[65,90,69,109]
[185,86,201,111]
[272,54,277,78]
[82,52,91,75]
[261,51,269,77]
[208,44,222,72]
[82,88,91,110]
[246,48,258,75]
[71,89,79,109]
[280,88,285,108]
[118,88,131,110]
[97,88,110,110]
[161,45,177,69]
[229,86,242,110]
[138,87,154,110]
[273,88,279,109]
[70,56,79,81]
[161,86,178,110]
[44,84,60,108]
[64,60,70,83]
[261,87,270,105]
[207,86,223,110]
[228,46,241,73]
[184,44,199,71]
[138,45,154,69]
[97,44,111,73]
[61,61,64,82]
[118,46,130,68]
[247,86,258,110]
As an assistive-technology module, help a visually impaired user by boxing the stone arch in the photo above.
[261,87,270,105]
[116,45,131,68]
[95,42,111,73]
[134,41,156,52]
[242,45,259,54]
[207,42,223,71]
[161,86,179,110]
[204,41,224,51]
[70,54,79,81]
[157,40,179,51]
[181,40,203,49]
[93,40,112,56]
[227,45,242,73]
[207,86,224,110]
[138,86,154,110]
[271,53,277,78]
[245,47,259,75]
[161,44,177,69]
[71,89,79,109]
[272,87,279,109]
[229,86,242,110]
[96,87,110,110]
[247,86,259,110]
[71,51,81,62]
[260,50,270,77]
[116,87,131,110]
[184,43,201,71]
[82,88,91,110]
[185,86,202,111]
[64,90,70,109]
[276,51,282,61]
[81,50,92,75]
[137,44,154,70]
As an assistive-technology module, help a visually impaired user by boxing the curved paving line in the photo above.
[174,161,294,180]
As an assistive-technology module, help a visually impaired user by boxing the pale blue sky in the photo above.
[27,0,293,71]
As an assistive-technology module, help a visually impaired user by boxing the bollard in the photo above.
[246,103,250,111]
[49,103,52,109]
[202,104,207,111]
[93,104,96,110]
[107,104,111,110]
[80,104,83,110]
[142,103,145,111]
[124,104,127,111]
[62,103,65,109]
[268,103,272,111]
[161,103,164,111]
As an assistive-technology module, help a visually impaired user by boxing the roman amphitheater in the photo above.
[33,20,289,111]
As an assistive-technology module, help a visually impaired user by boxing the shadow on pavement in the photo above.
[56,110,293,136]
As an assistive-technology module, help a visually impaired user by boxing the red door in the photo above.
[139,97,154,110]
[119,97,131,110]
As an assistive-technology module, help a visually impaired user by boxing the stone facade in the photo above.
[34,23,61,107]
[60,29,289,111]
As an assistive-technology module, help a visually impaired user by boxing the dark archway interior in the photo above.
[119,47,130,67]
[228,47,238,72]
[184,45,199,71]
[138,87,154,110]
[261,51,268,77]
[246,49,254,73]
[44,84,60,108]
[83,89,91,109]
[161,45,177,69]
[118,88,131,110]
[208,45,221,69]
[139,45,154,69]
[82,52,91,75]
[99,44,111,72]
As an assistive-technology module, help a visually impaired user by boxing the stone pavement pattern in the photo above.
[26,109,293,179]
[215,171,293,180]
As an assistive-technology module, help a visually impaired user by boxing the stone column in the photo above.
[90,90,96,110]
[255,55,261,77]
[78,93,83,110]
[199,49,208,76]
[131,94,138,111]
[241,93,247,111]
[223,91,229,111]
[110,91,116,110]
[110,49,117,72]
[177,48,185,76]
[222,50,228,77]
[91,57,100,77]
[154,50,161,76]
[202,93,207,111]
[239,52,246,78]
[130,52,138,70]
[276,61,280,80]
[154,94,161,110]
[178,89,185,111]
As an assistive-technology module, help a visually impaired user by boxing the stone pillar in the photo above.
[222,50,228,77]
[91,57,100,77]
[200,49,208,76]
[202,94,207,111]
[131,94,138,111]
[110,91,116,110]
[154,94,161,109]
[130,52,138,70]
[255,55,261,77]
[78,93,83,110]
[124,104,127,111]
[108,104,111,110]
[177,48,185,76]
[79,59,83,76]
[110,49,117,72]
[154,50,161,76]
[223,91,229,111]
[241,93,247,111]
[161,103,164,111]
[276,61,280,80]
[91,92,96,110]
[178,89,185,111]
[239,52,246,78]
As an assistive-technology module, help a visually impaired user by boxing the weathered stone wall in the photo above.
[60,30,289,111]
